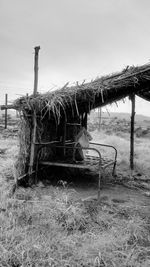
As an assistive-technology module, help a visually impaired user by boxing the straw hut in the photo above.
[11,62,150,184]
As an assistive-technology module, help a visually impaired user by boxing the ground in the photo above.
[0,125,150,266]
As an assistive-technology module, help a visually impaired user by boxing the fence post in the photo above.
[5,94,8,129]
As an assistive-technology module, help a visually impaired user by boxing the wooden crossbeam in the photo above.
[0,104,16,110]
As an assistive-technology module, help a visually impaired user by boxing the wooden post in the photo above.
[62,116,67,157]
[33,46,40,95]
[130,94,135,170]
[98,107,102,131]
[5,94,8,129]
[29,46,40,182]
[82,112,87,129]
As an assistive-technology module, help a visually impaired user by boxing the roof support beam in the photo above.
[130,93,135,170]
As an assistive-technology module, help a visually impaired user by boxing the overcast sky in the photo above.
[0,0,150,116]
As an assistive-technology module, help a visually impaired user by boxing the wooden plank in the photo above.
[39,158,115,170]
[1,104,16,110]
[39,161,100,170]
[130,93,135,170]
[40,161,90,169]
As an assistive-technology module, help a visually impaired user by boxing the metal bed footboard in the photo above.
[89,142,117,176]
[35,142,117,201]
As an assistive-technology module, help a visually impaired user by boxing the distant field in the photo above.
[89,110,150,128]
[88,111,150,139]
[91,130,150,177]
[89,110,150,123]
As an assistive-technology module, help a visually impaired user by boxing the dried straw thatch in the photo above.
[14,63,150,122]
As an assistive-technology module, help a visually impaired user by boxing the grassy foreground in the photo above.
[0,185,150,267]
[0,129,150,266]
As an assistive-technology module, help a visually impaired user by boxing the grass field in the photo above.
[0,128,150,266]
[92,130,150,176]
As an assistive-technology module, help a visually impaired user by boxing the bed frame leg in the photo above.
[97,170,101,202]
[112,162,117,180]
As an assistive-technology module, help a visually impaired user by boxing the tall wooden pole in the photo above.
[130,94,135,170]
[29,46,40,182]
[5,94,8,129]
[33,46,40,96]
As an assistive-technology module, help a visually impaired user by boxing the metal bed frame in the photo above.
[35,141,117,200]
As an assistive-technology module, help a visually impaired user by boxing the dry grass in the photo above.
[0,129,150,266]
[92,129,150,176]
[0,185,150,266]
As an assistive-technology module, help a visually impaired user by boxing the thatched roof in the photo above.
[15,63,150,121]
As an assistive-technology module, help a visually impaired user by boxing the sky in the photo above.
[0,0,150,116]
